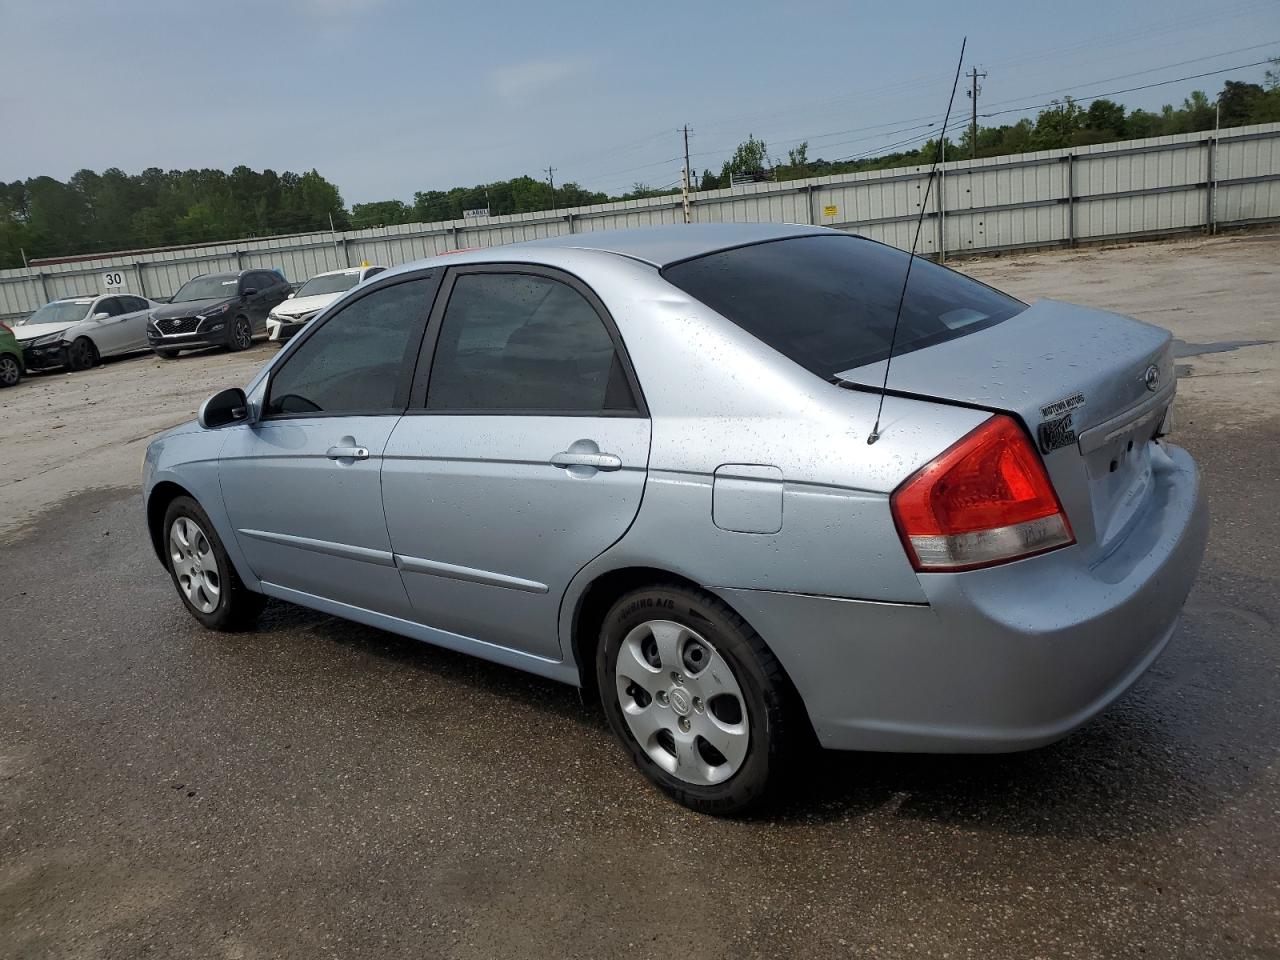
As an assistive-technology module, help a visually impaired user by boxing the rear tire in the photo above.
[67,337,98,371]
[228,315,252,351]
[0,354,20,387]
[162,496,265,631]
[597,583,798,815]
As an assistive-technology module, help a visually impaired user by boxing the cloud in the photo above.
[489,57,591,100]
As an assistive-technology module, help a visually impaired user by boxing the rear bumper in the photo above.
[717,442,1208,752]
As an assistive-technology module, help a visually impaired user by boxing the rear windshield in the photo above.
[661,234,1025,379]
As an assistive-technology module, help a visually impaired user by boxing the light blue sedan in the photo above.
[143,224,1207,813]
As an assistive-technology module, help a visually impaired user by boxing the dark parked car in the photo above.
[148,270,291,357]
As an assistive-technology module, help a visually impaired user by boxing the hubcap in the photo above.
[614,620,750,786]
[0,356,18,385]
[168,516,221,614]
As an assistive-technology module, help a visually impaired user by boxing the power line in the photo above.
[978,40,1280,113]
[580,42,1278,189]
[979,58,1277,120]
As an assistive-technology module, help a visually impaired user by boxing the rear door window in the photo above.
[661,234,1025,379]
[423,271,637,414]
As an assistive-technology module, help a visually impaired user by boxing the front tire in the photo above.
[597,584,798,815]
[228,315,252,351]
[67,336,98,371]
[163,496,265,631]
[155,348,180,359]
[0,354,21,387]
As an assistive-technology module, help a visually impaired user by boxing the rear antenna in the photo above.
[868,37,968,445]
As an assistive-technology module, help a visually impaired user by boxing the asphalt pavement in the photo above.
[2,407,1278,960]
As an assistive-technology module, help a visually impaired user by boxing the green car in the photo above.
[0,321,23,388]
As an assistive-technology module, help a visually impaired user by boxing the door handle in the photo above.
[551,450,622,471]
[327,444,369,461]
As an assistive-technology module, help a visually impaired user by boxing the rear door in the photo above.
[117,296,152,352]
[219,273,441,615]
[381,265,651,661]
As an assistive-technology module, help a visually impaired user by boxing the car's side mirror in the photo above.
[92,311,111,321]
[242,288,258,298]
[198,387,249,429]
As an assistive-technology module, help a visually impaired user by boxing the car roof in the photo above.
[57,297,97,304]
[503,222,830,268]
[313,267,365,278]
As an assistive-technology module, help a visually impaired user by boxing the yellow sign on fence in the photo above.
[822,205,838,219]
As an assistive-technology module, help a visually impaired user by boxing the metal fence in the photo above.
[2,122,1278,322]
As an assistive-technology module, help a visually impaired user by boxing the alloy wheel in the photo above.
[169,516,221,614]
[69,338,95,370]
[0,355,19,386]
[614,620,750,786]
[234,317,251,349]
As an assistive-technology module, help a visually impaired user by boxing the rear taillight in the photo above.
[891,415,1074,572]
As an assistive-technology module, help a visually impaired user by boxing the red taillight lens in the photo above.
[891,414,1075,571]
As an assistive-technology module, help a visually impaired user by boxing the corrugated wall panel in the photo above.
[1,124,1277,322]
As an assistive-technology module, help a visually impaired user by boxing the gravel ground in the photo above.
[1,234,1278,958]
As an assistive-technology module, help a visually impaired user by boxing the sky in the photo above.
[1,0,1277,205]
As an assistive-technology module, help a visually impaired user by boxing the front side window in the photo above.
[425,272,635,414]
[662,234,1025,379]
[94,298,121,317]
[265,277,435,417]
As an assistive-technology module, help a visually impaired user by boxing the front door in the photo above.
[219,274,441,615]
[89,297,131,356]
[381,267,651,661]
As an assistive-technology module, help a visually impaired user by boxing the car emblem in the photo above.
[668,687,692,716]
[1143,364,1161,392]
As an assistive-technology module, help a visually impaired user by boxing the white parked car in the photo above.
[13,294,158,371]
[266,265,386,342]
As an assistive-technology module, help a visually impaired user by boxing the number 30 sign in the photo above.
[102,270,124,290]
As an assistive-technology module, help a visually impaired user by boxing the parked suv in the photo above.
[149,270,291,357]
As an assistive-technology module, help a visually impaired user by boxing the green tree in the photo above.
[351,200,412,228]
[721,134,770,182]
[1031,98,1084,149]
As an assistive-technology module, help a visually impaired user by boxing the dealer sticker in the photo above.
[1040,392,1085,419]
[1038,413,1077,454]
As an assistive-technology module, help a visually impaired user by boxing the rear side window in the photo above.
[425,272,636,414]
[265,277,435,417]
[661,234,1025,379]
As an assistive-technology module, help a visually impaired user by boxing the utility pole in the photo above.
[681,125,692,224]
[965,67,987,160]
[545,166,557,211]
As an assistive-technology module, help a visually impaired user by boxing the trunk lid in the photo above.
[838,299,1176,560]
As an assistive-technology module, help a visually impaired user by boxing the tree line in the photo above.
[2,70,1277,269]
